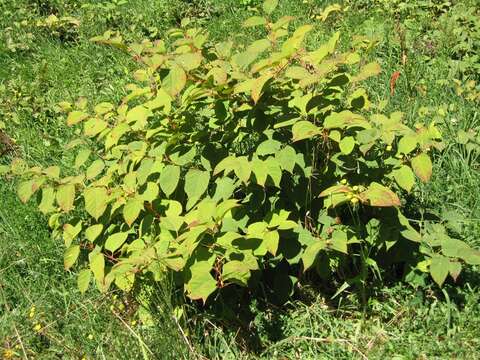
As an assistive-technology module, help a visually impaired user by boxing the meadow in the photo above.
[1,0,479,359]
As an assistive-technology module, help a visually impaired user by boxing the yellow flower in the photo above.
[34,323,42,332]
[352,186,359,192]
[3,349,14,359]
[340,179,347,185]
[351,198,359,205]
[131,320,137,326]
[88,334,94,340]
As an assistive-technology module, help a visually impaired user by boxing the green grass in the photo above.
[1,0,480,358]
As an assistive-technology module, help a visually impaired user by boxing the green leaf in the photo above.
[430,255,449,286]
[89,252,105,286]
[123,197,144,227]
[264,230,279,255]
[302,241,326,270]
[263,0,279,15]
[185,260,217,303]
[222,260,252,286]
[352,62,381,82]
[292,121,321,142]
[411,153,432,183]
[393,165,415,192]
[84,119,108,137]
[38,186,55,214]
[63,221,82,247]
[77,269,91,293]
[360,182,401,207]
[64,245,80,270]
[141,182,159,202]
[94,102,113,115]
[398,135,417,155]
[18,179,38,204]
[84,187,108,220]
[85,224,103,243]
[56,184,75,212]
[234,156,251,184]
[67,110,88,126]
[105,232,129,253]
[243,16,267,28]
[185,169,210,210]
[75,149,91,169]
[86,160,105,180]
[251,73,272,104]
[163,64,186,97]
[176,52,203,71]
[275,146,296,173]
[257,139,282,156]
[126,105,151,129]
[449,261,462,282]
[339,136,355,155]
[160,165,180,197]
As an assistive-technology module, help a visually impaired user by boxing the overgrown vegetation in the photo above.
[1,0,479,359]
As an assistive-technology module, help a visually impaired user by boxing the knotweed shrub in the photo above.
[8,0,480,304]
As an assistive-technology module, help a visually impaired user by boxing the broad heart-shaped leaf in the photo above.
[105,232,129,253]
[292,121,321,142]
[275,145,296,173]
[84,187,108,220]
[185,169,210,210]
[175,52,202,71]
[162,64,186,97]
[251,73,272,104]
[18,179,41,204]
[449,261,462,282]
[89,252,105,287]
[39,186,55,214]
[160,165,180,197]
[430,255,450,286]
[86,160,105,180]
[126,105,151,129]
[393,165,415,192]
[185,256,217,303]
[67,110,88,126]
[263,0,278,14]
[123,197,144,227]
[64,245,80,270]
[74,149,91,169]
[398,134,417,155]
[56,184,75,212]
[360,182,401,207]
[63,221,82,247]
[411,153,432,183]
[339,136,355,155]
[302,241,326,270]
[77,269,91,294]
[85,224,103,243]
[222,260,252,286]
[243,16,267,28]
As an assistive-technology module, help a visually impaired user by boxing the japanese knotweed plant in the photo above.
[8,0,480,303]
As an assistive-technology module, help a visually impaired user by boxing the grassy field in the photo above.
[1,0,479,358]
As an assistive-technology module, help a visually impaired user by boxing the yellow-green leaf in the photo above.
[393,165,415,192]
[56,184,75,212]
[84,187,108,220]
[292,121,321,142]
[411,153,432,183]
[77,269,91,294]
[64,245,80,270]
[105,232,129,253]
[160,165,180,197]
